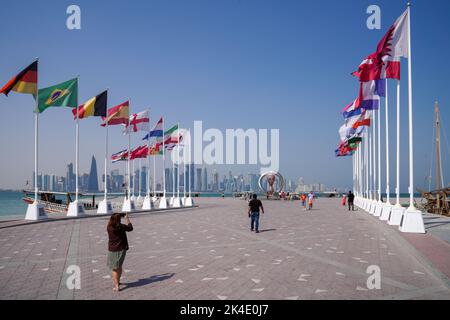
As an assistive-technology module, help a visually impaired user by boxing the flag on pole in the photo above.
[101,101,129,126]
[339,110,371,141]
[124,110,149,133]
[37,78,78,113]
[72,90,107,119]
[130,145,148,160]
[0,61,38,97]
[352,10,408,82]
[143,117,163,140]
[111,149,128,163]
[149,142,163,155]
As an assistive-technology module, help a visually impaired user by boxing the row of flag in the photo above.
[335,9,409,157]
[0,60,185,161]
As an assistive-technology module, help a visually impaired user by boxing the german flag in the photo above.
[0,61,37,96]
[72,90,107,119]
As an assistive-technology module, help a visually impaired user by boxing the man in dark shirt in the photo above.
[248,194,264,233]
[347,191,355,211]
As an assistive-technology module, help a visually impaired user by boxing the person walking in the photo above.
[300,193,307,209]
[248,194,264,233]
[347,191,355,211]
[307,191,314,210]
[107,212,133,292]
[342,194,347,206]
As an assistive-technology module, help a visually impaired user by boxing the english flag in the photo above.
[124,110,150,133]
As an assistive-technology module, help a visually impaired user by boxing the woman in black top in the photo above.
[107,212,133,292]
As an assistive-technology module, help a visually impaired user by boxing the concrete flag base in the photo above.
[142,196,154,210]
[388,204,406,226]
[399,207,426,234]
[122,199,135,212]
[97,199,113,214]
[172,197,182,208]
[184,197,194,207]
[374,201,383,217]
[25,202,47,221]
[67,200,85,217]
[379,203,392,221]
[158,197,168,209]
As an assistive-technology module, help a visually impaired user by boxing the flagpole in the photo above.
[177,123,180,199]
[34,58,39,205]
[395,80,401,206]
[189,128,191,198]
[105,102,109,202]
[153,149,156,197]
[385,83,390,204]
[139,158,141,198]
[365,130,369,201]
[128,118,131,200]
[406,3,415,210]
[163,118,166,198]
[378,88,382,202]
[147,109,150,198]
[75,77,80,204]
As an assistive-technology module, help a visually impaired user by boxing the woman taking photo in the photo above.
[107,212,133,292]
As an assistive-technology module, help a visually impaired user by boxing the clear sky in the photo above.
[0,0,449,191]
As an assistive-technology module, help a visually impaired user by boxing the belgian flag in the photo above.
[0,60,37,96]
[72,90,107,119]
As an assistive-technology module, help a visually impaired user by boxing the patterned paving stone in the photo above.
[0,198,449,299]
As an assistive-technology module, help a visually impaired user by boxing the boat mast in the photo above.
[435,101,444,190]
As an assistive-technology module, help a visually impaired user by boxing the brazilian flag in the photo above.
[37,78,78,113]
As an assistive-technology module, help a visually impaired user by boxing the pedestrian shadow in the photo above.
[259,229,276,233]
[121,273,174,290]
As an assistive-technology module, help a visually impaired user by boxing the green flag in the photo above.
[164,124,178,138]
[37,78,78,113]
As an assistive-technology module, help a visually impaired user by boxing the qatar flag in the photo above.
[353,9,408,82]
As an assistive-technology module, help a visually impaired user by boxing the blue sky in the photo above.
[0,0,449,191]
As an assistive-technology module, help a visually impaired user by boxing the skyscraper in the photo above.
[202,167,208,192]
[87,156,99,193]
[66,163,75,192]
[196,168,202,192]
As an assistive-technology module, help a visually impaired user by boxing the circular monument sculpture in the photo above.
[258,171,285,197]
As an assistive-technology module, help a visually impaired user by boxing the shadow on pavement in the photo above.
[259,229,277,233]
[121,273,175,290]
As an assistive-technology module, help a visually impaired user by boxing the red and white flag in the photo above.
[353,9,408,82]
[124,110,150,133]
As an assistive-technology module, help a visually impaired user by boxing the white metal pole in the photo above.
[34,98,39,202]
[75,96,79,203]
[365,130,369,199]
[407,3,415,209]
[373,108,377,201]
[177,123,180,198]
[127,122,131,200]
[104,114,108,201]
[147,112,150,198]
[132,160,135,197]
[385,82,390,204]
[153,150,156,196]
[378,93,382,202]
[396,80,401,205]
[369,123,372,200]
[162,118,166,198]
[138,158,141,197]
[188,128,191,197]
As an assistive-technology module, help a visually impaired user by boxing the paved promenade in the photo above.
[0,198,449,300]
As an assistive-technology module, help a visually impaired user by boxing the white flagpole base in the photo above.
[67,200,85,217]
[374,201,383,217]
[122,198,135,212]
[130,195,137,202]
[172,197,182,208]
[369,200,377,214]
[365,200,372,212]
[379,203,392,221]
[151,196,158,203]
[142,195,154,210]
[361,198,367,210]
[97,199,113,214]
[169,197,174,206]
[137,195,143,202]
[25,202,47,221]
[184,197,194,207]
[399,207,426,234]
[388,204,406,226]
[158,197,168,209]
